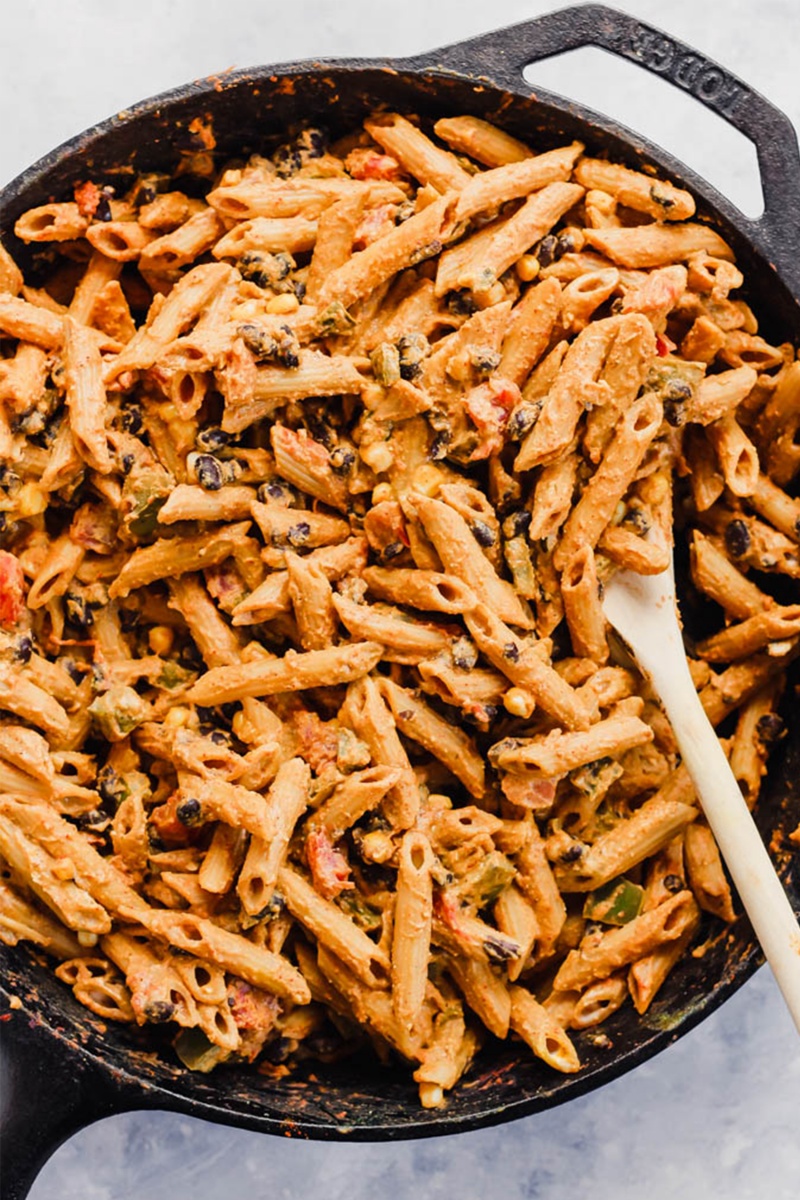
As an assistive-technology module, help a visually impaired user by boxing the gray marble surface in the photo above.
[2,0,799,1196]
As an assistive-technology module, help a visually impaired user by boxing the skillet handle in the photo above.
[413,3,800,296]
[0,999,123,1200]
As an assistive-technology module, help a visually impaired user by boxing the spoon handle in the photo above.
[648,648,800,1033]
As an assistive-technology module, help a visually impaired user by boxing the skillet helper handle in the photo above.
[420,3,800,296]
[0,998,122,1200]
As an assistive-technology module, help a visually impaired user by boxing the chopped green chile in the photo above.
[173,1027,232,1073]
[455,850,516,908]
[88,685,150,742]
[583,876,644,926]
[337,890,383,933]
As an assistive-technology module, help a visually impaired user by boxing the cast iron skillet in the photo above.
[1,6,799,1197]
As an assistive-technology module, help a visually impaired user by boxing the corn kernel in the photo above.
[359,829,395,864]
[266,292,299,315]
[503,687,536,719]
[52,857,76,882]
[360,441,394,474]
[148,625,175,656]
[163,706,191,730]
[474,281,507,309]
[516,254,540,282]
[371,482,394,505]
[411,463,444,497]
[77,930,99,948]
[8,995,22,1010]
[16,482,47,519]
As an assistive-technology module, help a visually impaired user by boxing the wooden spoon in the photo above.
[602,543,800,1033]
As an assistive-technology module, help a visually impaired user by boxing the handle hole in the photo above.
[522,47,764,219]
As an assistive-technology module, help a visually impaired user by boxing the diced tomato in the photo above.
[655,333,677,357]
[306,828,354,900]
[288,708,340,774]
[345,147,403,182]
[465,377,522,460]
[149,792,203,847]
[354,204,397,249]
[500,773,558,811]
[74,180,103,218]
[0,552,25,628]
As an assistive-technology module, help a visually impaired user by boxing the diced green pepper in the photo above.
[89,685,149,742]
[583,876,644,926]
[337,891,383,933]
[173,1027,231,1073]
[457,851,516,909]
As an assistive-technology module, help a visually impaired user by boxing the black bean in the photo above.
[445,290,477,316]
[663,874,685,893]
[61,657,85,684]
[382,541,404,561]
[503,642,520,662]
[506,402,541,441]
[74,809,109,832]
[724,519,751,558]
[471,519,496,547]
[177,798,203,826]
[196,427,232,452]
[471,348,501,376]
[560,843,584,863]
[194,454,224,491]
[452,637,478,671]
[95,193,113,223]
[756,713,785,743]
[664,379,693,402]
[429,431,450,461]
[121,405,144,435]
[121,453,135,475]
[663,399,685,427]
[329,447,355,475]
[258,481,292,504]
[143,1000,176,1023]
[13,635,33,663]
[65,592,94,629]
[286,521,311,547]
[507,510,532,537]
[536,234,558,268]
[264,1036,295,1064]
[555,229,579,257]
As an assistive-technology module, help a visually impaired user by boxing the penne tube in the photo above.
[515,823,567,958]
[0,239,23,294]
[553,889,696,991]
[683,365,758,425]
[0,669,71,743]
[377,677,486,798]
[285,550,338,651]
[187,640,383,706]
[270,424,350,512]
[365,112,472,192]
[63,316,113,473]
[278,864,390,988]
[706,413,759,497]
[494,883,538,982]
[598,525,671,574]
[492,704,652,780]
[15,202,89,242]
[447,954,511,1039]
[689,529,773,620]
[695,605,800,662]
[158,485,258,524]
[140,207,225,272]
[433,115,534,167]
[0,816,111,935]
[340,675,420,830]
[508,985,581,1073]
[232,538,367,623]
[101,930,201,1028]
[212,216,318,259]
[167,574,245,668]
[121,904,310,1004]
[315,191,460,311]
[198,823,247,894]
[729,678,783,809]
[561,545,608,663]
[362,566,477,614]
[574,158,695,220]
[237,757,310,915]
[435,182,584,295]
[108,521,252,599]
[412,494,534,629]
[584,222,733,267]
[392,830,436,1048]
[453,143,583,223]
[85,221,155,262]
[332,594,452,663]
[748,473,800,542]
[553,393,663,570]
[498,276,563,387]
[464,603,590,731]
[628,898,701,1014]
[568,973,629,1029]
[311,765,402,838]
[206,177,405,220]
[555,795,698,891]
[0,878,88,959]
[683,820,736,922]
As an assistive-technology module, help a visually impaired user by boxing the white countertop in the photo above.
[2,1,799,1196]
